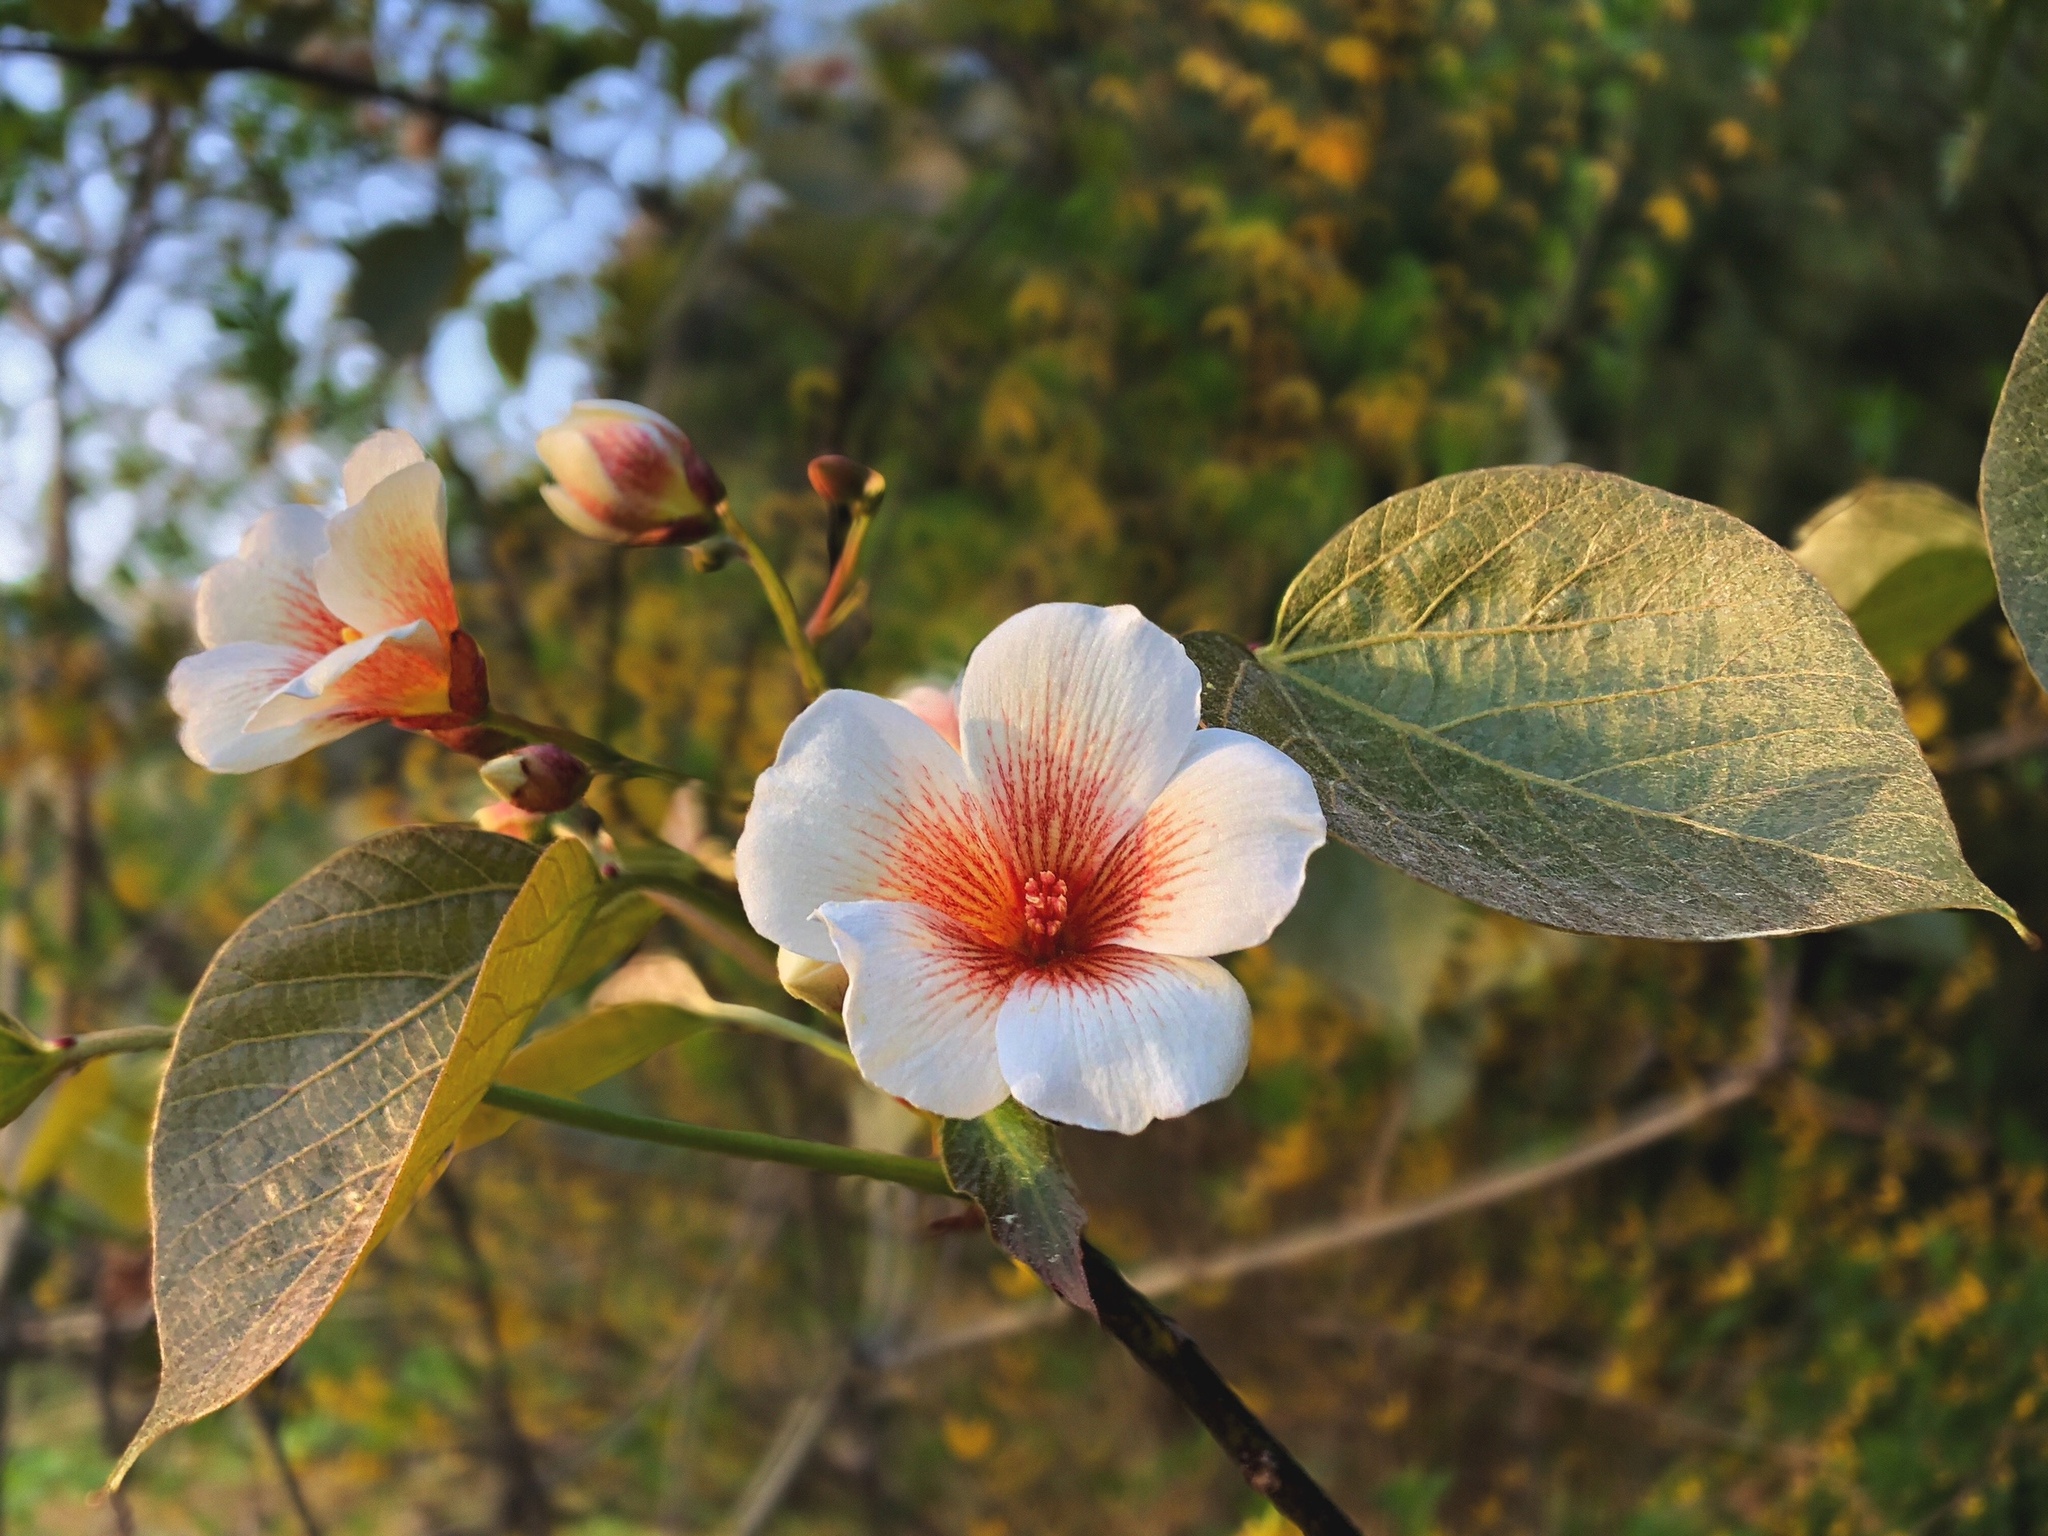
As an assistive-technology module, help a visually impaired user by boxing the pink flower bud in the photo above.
[475,800,547,839]
[536,400,721,547]
[478,743,592,813]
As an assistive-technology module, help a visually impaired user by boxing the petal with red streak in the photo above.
[194,506,343,653]
[995,949,1251,1133]
[1085,727,1325,956]
[957,603,1200,884]
[818,899,1016,1120]
[168,643,365,772]
[244,621,449,734]
[735,689,1013,962]
[316,459,459,638]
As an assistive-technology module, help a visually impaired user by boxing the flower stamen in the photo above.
[1021,870,1069,957]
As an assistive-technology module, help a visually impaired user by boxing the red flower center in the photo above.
[1021,870,1070,958]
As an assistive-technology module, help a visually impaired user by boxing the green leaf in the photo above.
[346,216,469,358]
[1269,843,1475,1046]
[1190,464,2013,940]
[1982,294,2048,692]
[115,828,603,1485]
[940,1102,1092,1314]
[485,297,537,382]
[546,891,660,1004]
[455,1002,706,1154]
[0,1012,60,1130]
[1791,480,1995,679]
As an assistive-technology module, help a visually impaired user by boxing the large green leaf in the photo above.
[1190,465,2012,940]
[1791,479,1996,679]
[1982,293,2048,692]
[114,828,603,1484]
[941,1103,1092,1314]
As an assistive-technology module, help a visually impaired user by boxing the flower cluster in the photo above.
[172,417,1327,1136]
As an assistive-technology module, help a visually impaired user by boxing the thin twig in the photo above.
[1929,719,2048,773]
[247,1377,326,1536]
[715,1354,853,1536]
[434,1175,555,1536]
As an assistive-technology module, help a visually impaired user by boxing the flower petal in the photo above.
[735,690,1013,961]
[893,684,962,751]
[818,900,1014,1120]
[194,506,343,652]
[341,428,428,505]
[996,950,1251,1133]
[316,459,459,638]
[1086,728,1326,956]
[243,621,448,733]
[539,481,633,543]
[958,603,1201,883]
[168,644,364,772]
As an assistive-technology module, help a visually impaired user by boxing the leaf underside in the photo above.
[116,828,601,1484]
[941,1102,1093,1315]
[1983,294,2048,694]
[1192,464,2012,941]
[1791,479,1995,680]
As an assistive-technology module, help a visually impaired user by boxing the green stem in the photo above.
[699,1003,857,1071]
[481,1086,956,1197]
[714,500,828,701]
[56,1026,173,1063]
[482,710,688,786]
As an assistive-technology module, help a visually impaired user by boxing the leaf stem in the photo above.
[481,710,689,786]
[56,1026,173,1064]
[699,1003,858,1071]
[713,501,829,701]
[480,1086,955,1197]
[1081,1242,1360,1533]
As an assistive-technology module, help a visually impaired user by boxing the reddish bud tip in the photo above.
[682,441,726,510]
[807,454,885,508]
[479,743,592,814]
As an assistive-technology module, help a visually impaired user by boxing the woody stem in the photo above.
[713,499,830,701]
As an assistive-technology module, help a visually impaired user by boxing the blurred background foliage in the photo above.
[0,0,2047,1531]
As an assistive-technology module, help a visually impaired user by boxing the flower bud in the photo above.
[536,400,721,547]
[777,947,849,1015]
[475,800,546,839]
[806,454,885,510]
[478,743,592,814]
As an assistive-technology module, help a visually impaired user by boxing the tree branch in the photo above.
[887,944,1799,1368]
[1083,1242,1360,1533]
[6,29,524,142]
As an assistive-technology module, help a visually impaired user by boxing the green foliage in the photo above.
[1793,480,1997,681]
[1189,465,2008,939]
[1982,293,2048,692]
[117,829,602,1483]
[941,1103,1092,1313]
[345,217,470,359]
[0,1011,60,1129]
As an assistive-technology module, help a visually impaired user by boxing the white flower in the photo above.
[169,430,482,772]
[735,602,1327,1132]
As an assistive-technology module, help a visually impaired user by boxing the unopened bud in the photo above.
[686,535,743,574]
[478,743,592,814]
[536,400,721,547]
[807,454,885,510]
[475,800,546,839]
[777,948,849,1015]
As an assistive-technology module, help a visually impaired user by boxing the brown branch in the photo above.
[1929,719,2048,774]
[434,1175,555,1536]
[1083,1242,1361,1533]
[887,944,1799,1369]
[6,29,523,142]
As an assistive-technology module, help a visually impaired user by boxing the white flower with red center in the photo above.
[735,603,1327,1132]
[169,430,486,772]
